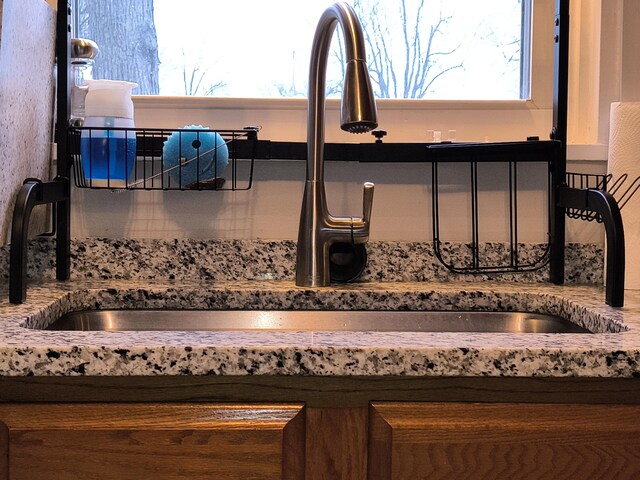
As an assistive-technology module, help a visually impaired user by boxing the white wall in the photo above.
[621,0,640,101]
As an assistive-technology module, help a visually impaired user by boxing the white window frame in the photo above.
[133,0,555,145]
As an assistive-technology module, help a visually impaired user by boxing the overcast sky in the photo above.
[153,0,523,99]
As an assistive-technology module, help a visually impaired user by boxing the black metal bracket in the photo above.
[549,0,570,290]
[549,0,626,307]
[9,0,73,304]
[9,178,70,304]
[558,187,625,307]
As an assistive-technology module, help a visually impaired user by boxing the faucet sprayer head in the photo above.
[341,59,378,134]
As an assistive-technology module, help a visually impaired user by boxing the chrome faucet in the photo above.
[295,2,378,287]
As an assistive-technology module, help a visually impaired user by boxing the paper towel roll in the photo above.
[608,102,640,289]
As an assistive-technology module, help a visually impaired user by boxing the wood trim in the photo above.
[371,401,640,435]
[0,403,302,429]
[2,376,640,406]
[0,421,7,480]
[282,403,306,480]
[368,405,392,480]
[305,408,368,480]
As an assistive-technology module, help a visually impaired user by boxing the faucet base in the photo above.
[329,242,367,283]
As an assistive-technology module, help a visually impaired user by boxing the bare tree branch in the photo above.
[181,51,225,96]
[352,0,465,99]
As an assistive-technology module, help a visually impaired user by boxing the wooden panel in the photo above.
[0,421,7,480]
[305,407,368,480]
[0,403,305,480]
[369,402,640,480]
[4,376,640,407]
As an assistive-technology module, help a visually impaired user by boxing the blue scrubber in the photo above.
[162,125,229,187]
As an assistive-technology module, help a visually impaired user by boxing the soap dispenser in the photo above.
[80,79,138,187]
[70,38,99,125]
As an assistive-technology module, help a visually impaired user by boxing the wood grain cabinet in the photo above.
[2,401,640,479]
[0,403,305,480]
[368,402,640,480]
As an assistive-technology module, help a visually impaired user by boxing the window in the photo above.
[75,0,531,101]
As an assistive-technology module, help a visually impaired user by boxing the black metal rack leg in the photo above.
[9,182,41,304]
[558,187,625,307]
[9,178,70,304]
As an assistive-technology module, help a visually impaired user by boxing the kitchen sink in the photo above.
[45,310,591,333]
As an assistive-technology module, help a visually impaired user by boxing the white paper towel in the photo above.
[608,102,640,289]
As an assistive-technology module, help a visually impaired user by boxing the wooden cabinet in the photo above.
[0,403,305,480]
[2,397,640,479]
[368,402,640,480]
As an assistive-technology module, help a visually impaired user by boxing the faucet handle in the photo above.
[362,182,374,224]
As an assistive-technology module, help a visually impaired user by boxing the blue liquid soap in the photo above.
[80,117,136,187]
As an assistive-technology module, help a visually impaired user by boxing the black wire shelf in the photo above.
[429,140,559,275]
[69,126,259,191]
[565,171,640,223]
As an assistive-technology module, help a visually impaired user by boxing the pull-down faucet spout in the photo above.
[295,2,378,287]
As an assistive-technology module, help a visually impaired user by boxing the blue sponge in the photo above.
[163,125,229,187]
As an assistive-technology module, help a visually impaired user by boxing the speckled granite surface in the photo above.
[0,0,55,243]
[0,238,603,284]
[0,278,638,378]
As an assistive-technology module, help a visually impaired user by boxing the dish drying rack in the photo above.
[7,0,262,303]
[422,0,638,306]
[427,140,558,276]
[7,0,639,308]
[427,142,640,298]
[69,126,258,191]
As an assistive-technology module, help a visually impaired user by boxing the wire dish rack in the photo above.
[427,140,559,276]
[565,171,640,223]
[69,126,258,190]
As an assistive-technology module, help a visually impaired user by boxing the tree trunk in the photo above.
[78,0,159,95]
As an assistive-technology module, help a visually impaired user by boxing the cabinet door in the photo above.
[369,402,640,480]
[0,403,305,480]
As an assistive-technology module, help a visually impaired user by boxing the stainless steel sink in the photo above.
[45,310,591,333]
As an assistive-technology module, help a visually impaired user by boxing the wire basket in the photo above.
[69,126,258,190]
[428,141,558,275]
[566,171,640,222]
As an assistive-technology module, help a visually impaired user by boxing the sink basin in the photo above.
[45,310,590,333]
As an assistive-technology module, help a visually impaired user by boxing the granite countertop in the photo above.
[0,278,639,378]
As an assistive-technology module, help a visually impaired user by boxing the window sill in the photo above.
[132,96,609,162]
[567,144,608,162]
[133,96,543,112]
[132,95,553,145]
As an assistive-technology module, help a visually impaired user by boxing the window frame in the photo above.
[131,0,554,145]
